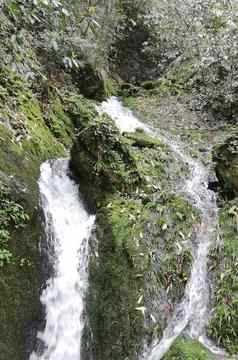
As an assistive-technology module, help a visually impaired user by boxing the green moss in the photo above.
[124,130,162,148]
[157,61,195,97]
[109,196,150,271]
[85,188,199,359]
[65,92,98,128]
[87,194,149,360]
[0,66,27,100]
[0,159,44,359]
[145,194,197,305]
[163,338,213,360]
[20,98,65,158]
[45,96,75,147]
[103,77,120,97]
[0,67,81,360]
[0,210,42,360]
[125,130,187,193]
[208,199,238,355]
[70,106,199,358]
[71,114,142,207]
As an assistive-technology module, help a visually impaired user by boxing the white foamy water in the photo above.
[97,96,147,133]
[99,97,223,359]
[30,159,95,360]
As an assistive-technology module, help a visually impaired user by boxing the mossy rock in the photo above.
[214,136,238,199]
[71,110,198,359]
[86,194,149,360]
[124,131,161,148]
[85,194,195,360]
[65,92,98,128]
[71,114,142,208]
[0,169,46,360]
[70,63,108,100]
[163,338,214,360]
[0,206,43,360]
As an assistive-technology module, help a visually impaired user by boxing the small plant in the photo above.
[0,181,29,267]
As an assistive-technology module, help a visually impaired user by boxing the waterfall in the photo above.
[97,97,148,133]
[30,159,95,360]
[98,97,224,359]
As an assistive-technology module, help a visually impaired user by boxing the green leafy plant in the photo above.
[0,181,29,267]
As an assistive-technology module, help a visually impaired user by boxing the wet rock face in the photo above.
[0,176,44,360]
[213,136,238,199]
[0,66,75,359]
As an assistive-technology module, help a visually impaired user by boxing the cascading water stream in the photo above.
[30,159,95,360]
[98,97,224,359]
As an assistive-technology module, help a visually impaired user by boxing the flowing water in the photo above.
[98,97,224,359]
[30,159,95,360]
[97,97,147,133]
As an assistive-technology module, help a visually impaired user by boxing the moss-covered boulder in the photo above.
[71,112,142,208]
[83,191,197,360]
[214,136,238,199]
[71,112,199,359]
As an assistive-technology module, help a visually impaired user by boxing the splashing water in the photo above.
[98,98,224,359]
[30,159,95,360]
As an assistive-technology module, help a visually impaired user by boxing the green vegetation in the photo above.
[85,191,197,360]
[163,338,213,360]
[0,0,238,359]
[151,195,196,302]
[87,195,149,359]
[71,114,142,207]
[0,181,29,266]
[71,108,199,359]
[0,66,72,360]
[208,199,238,355]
